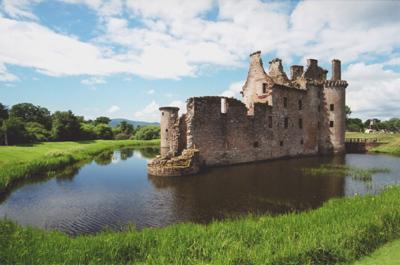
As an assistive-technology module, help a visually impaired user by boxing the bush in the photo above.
[133,125,160,140]
[114,133,131,140]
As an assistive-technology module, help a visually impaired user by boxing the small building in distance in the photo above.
[148,51,348,177]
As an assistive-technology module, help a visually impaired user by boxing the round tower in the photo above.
[159,107,180,157]
[322,59,347,153]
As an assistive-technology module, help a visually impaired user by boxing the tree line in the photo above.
[0,103,160,145]
[345,106,400,132]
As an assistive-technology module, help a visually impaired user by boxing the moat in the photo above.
[1,147,399,236]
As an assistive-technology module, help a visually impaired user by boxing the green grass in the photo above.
[1,186,400,264]
[352,239,400,265]
[346,132,400,156]
[0,139,160,193]
[304,164,390,181]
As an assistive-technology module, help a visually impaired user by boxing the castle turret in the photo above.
[322,59,347,154]
[331,59,341,80]
[159,107,180,157]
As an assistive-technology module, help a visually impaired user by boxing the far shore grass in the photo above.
[1,185,400,264]
[346,131,400,156]
[0,139,160,193]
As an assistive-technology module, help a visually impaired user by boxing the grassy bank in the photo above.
[352,239,400,265]
[0,139,160,193]
[346,132,400,156]
[1,186,400,264]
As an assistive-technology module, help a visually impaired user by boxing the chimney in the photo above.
[290,65,304,80]
[307,59,318,67]
[332,59,341,80]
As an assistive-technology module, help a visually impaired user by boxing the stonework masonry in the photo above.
[148,51,348,176]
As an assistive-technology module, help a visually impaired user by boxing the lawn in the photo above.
[345,132,400,156]
[0,139,160,193]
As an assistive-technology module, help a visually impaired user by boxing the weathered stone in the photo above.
[148,51,348,177]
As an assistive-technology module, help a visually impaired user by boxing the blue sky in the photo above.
[0,0,399,121]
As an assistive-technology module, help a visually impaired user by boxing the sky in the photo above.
[0,0,399,122]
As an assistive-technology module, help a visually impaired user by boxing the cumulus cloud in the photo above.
[133,100,186,122]
[220,80,244,98]
[345,63,400,120]
[0,0,41,20]
[0,63,19,81]
[107,105,120,113]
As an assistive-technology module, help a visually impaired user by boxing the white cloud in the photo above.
[0,0,41,20]
[345,63,400,120]
[220,80,244,98]
[107,105,120,113]
[133,99,186,122]
[0,63,19,81]
[81,76,106,86]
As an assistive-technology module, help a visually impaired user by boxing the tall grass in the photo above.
[1,186,400,264]
[304,164,390,181]
[0,139,160,193]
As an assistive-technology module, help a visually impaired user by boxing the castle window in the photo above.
[298,118,303,129]
[284,117,289,129]
[318,104,321,112]
[253,141,259,148]
[162,112,164,116]
[300,139,304,145]
[330,104,334,111]
[330,120,334,127]
[298,100,302,110]
[280,141,284,147]
[268,116,273,128]
[165,129,168,132]
[262,83,267,94]
[317,121,320,129]
[283,97,288,108]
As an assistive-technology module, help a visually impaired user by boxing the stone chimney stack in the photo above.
[290,65,304,80]
[307,59,318,67]
[332,59,341,80]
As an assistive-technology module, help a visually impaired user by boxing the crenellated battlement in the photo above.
[149,51,347,177]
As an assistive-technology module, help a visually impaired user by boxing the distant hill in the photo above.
[109,119,159,128]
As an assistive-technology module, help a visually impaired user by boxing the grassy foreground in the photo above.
[352,239,400,265]
[0,139,160,193]
[1,186,400,265]
[346,132,400,156]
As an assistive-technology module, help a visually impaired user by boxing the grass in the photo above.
[0,139,160,193]
[1,185,400,264]
[304,164,390,182]
[352,239,400,265]
[346,132,400,156]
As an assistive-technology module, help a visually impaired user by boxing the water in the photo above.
[1,147,400,235]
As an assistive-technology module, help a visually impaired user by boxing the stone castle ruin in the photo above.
[148,51,348,177]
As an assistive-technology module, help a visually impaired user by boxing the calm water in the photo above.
[1,147,400,235]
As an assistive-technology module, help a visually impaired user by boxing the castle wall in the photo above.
[185,89,322,166]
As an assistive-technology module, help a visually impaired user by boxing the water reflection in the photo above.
[0,147,399,236]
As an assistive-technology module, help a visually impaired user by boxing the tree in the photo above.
[0,103,9,145]
[346,118,364,132]
[133,125,160,140]
[4,118,31,145]
[25,122,51,142]
[94,116,111,125]
[10,103,52,129]
[94,124,113,139]
[118,121,134,135]
[345,105,352,119]
[51,111,82,141]
[80,123,97,140]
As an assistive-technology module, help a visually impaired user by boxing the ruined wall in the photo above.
[185,90,321,166]
[159,107,180,157]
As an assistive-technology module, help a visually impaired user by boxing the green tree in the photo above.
[133,125,160,140]
[80,123,97,140]
[118,121,134,134]
[345,105,352,119]
[51,111,82,141]
[94,116,111,125]
[0,103,9,145]
[10,103,51,129]
[4,118,31,145]
[94,124,113,139]
[25,122,51,142]
[346,118,364,132]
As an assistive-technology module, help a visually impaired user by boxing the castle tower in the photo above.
[159,107,180,157]
[322,59,347,153]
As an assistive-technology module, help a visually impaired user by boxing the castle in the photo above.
[148,51,348,177]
